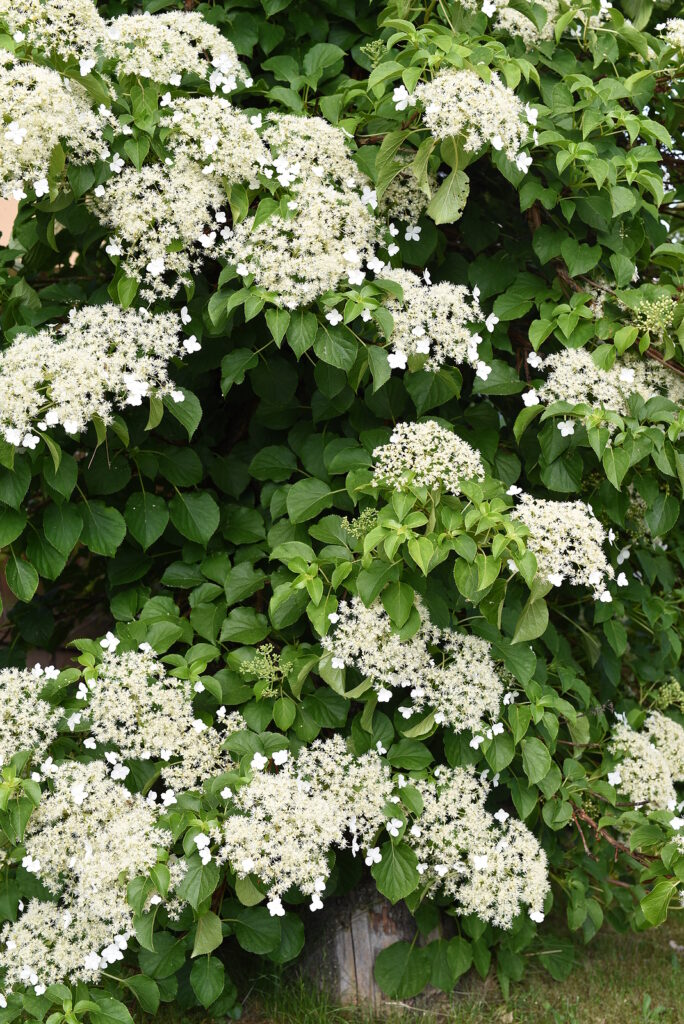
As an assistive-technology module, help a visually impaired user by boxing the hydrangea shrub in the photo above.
[0,0,683,1016]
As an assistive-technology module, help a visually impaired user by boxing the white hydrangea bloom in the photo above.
[379,268,482,371]
[536,348,684,417]
[644,712,684,780]
[466,0,559,46]
[220,736,392,900]
[0,0,105,65]
[371,419,484,494]
[415,68,529,161]
[161,96,267,187]
[0,668,62,767]
[0,761,177,990]
[85,650,243,792]
[103,11,240,85]
[322,596,503,732]
[511,494,614,597]
[0,305,184,438]
[223,178,379,308]
[662,18,684,49]
[409,768,549,928]
[610,721,677,810]
[0,55,105,200]
[93,157,226,299]
[261,114,362,189]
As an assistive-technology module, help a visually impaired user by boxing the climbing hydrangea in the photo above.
[0,305,185,442]
[371,420,485,494]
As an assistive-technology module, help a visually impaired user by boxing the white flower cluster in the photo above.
[322,597,503,733]
[661,18,684,50]
[0,761,172,990]
[261,113,360,189]
[0,305,185,442]
[103,11,241,88]
[161,96,267,187]
[93,157,226,299]
[487,0,559,46]
[225,177,378,308]
[84,650,243,793]
[0,666,62,768]
[379,268,483,371]
[415,68,532,167]
[220,736,392,912]
[534,348,684,418]
[0,0,104,67]
[644,712,684,781]
[408,768,549,929]
[510,494,614,598]
[371,419,485,494]
[0,54,104,200]
[609,720,678,810]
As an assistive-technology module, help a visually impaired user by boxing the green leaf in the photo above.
[192,911,223,957]
[125,493,169,550]
[381,581,414,628]
[169,492,220,545]
[521,737,552,785]
[512,597,548,643]
[164,390,202,439]
[602,447,630,490]
[190,957,224,1008]
[374,941,431,998]
[286,479,335,523]
[265,307,290,346]
[6,552,39,601]
[120,977,160,1015]
[0,508,26,547]
[232,905,281,954]
[176,857,220,910]
[644,494,679,537]
[371,842,420,903]
[80,501,126,556]
[426,169,469,224]
[641,879,677,926]
[43,503,82,554]
[220,607,269,644]
[89,997,134,1024]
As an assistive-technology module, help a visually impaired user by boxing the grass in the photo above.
[239,917,684,1024]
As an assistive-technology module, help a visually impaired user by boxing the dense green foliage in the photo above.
[0,0,683,1019]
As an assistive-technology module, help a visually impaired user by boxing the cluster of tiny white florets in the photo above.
[408,768,549,929]
[661,18,684,50]
[0,0,105,68]
[0,55,104,200]
[379,268,483,371]
[644,712,684,781]
[609,720,677,810]
[510,494,614,599]
[534,348,684,417]
[371,420,485,494]
[0,666,62,768]
[220,736,392,913]
[93,157,226,299]
[84,650,243,793]
[0,305,185,443]
[161,96,267,187]
[490,0,559,45]
[322,597,503,733]
[225,178,378,308]
[0,761,172,990]
[378,159,437,224]
[261,114,361,189]
[103,11,241,89]
[415,68,532,167]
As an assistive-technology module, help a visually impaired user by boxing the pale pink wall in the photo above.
[0,198,18,243]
